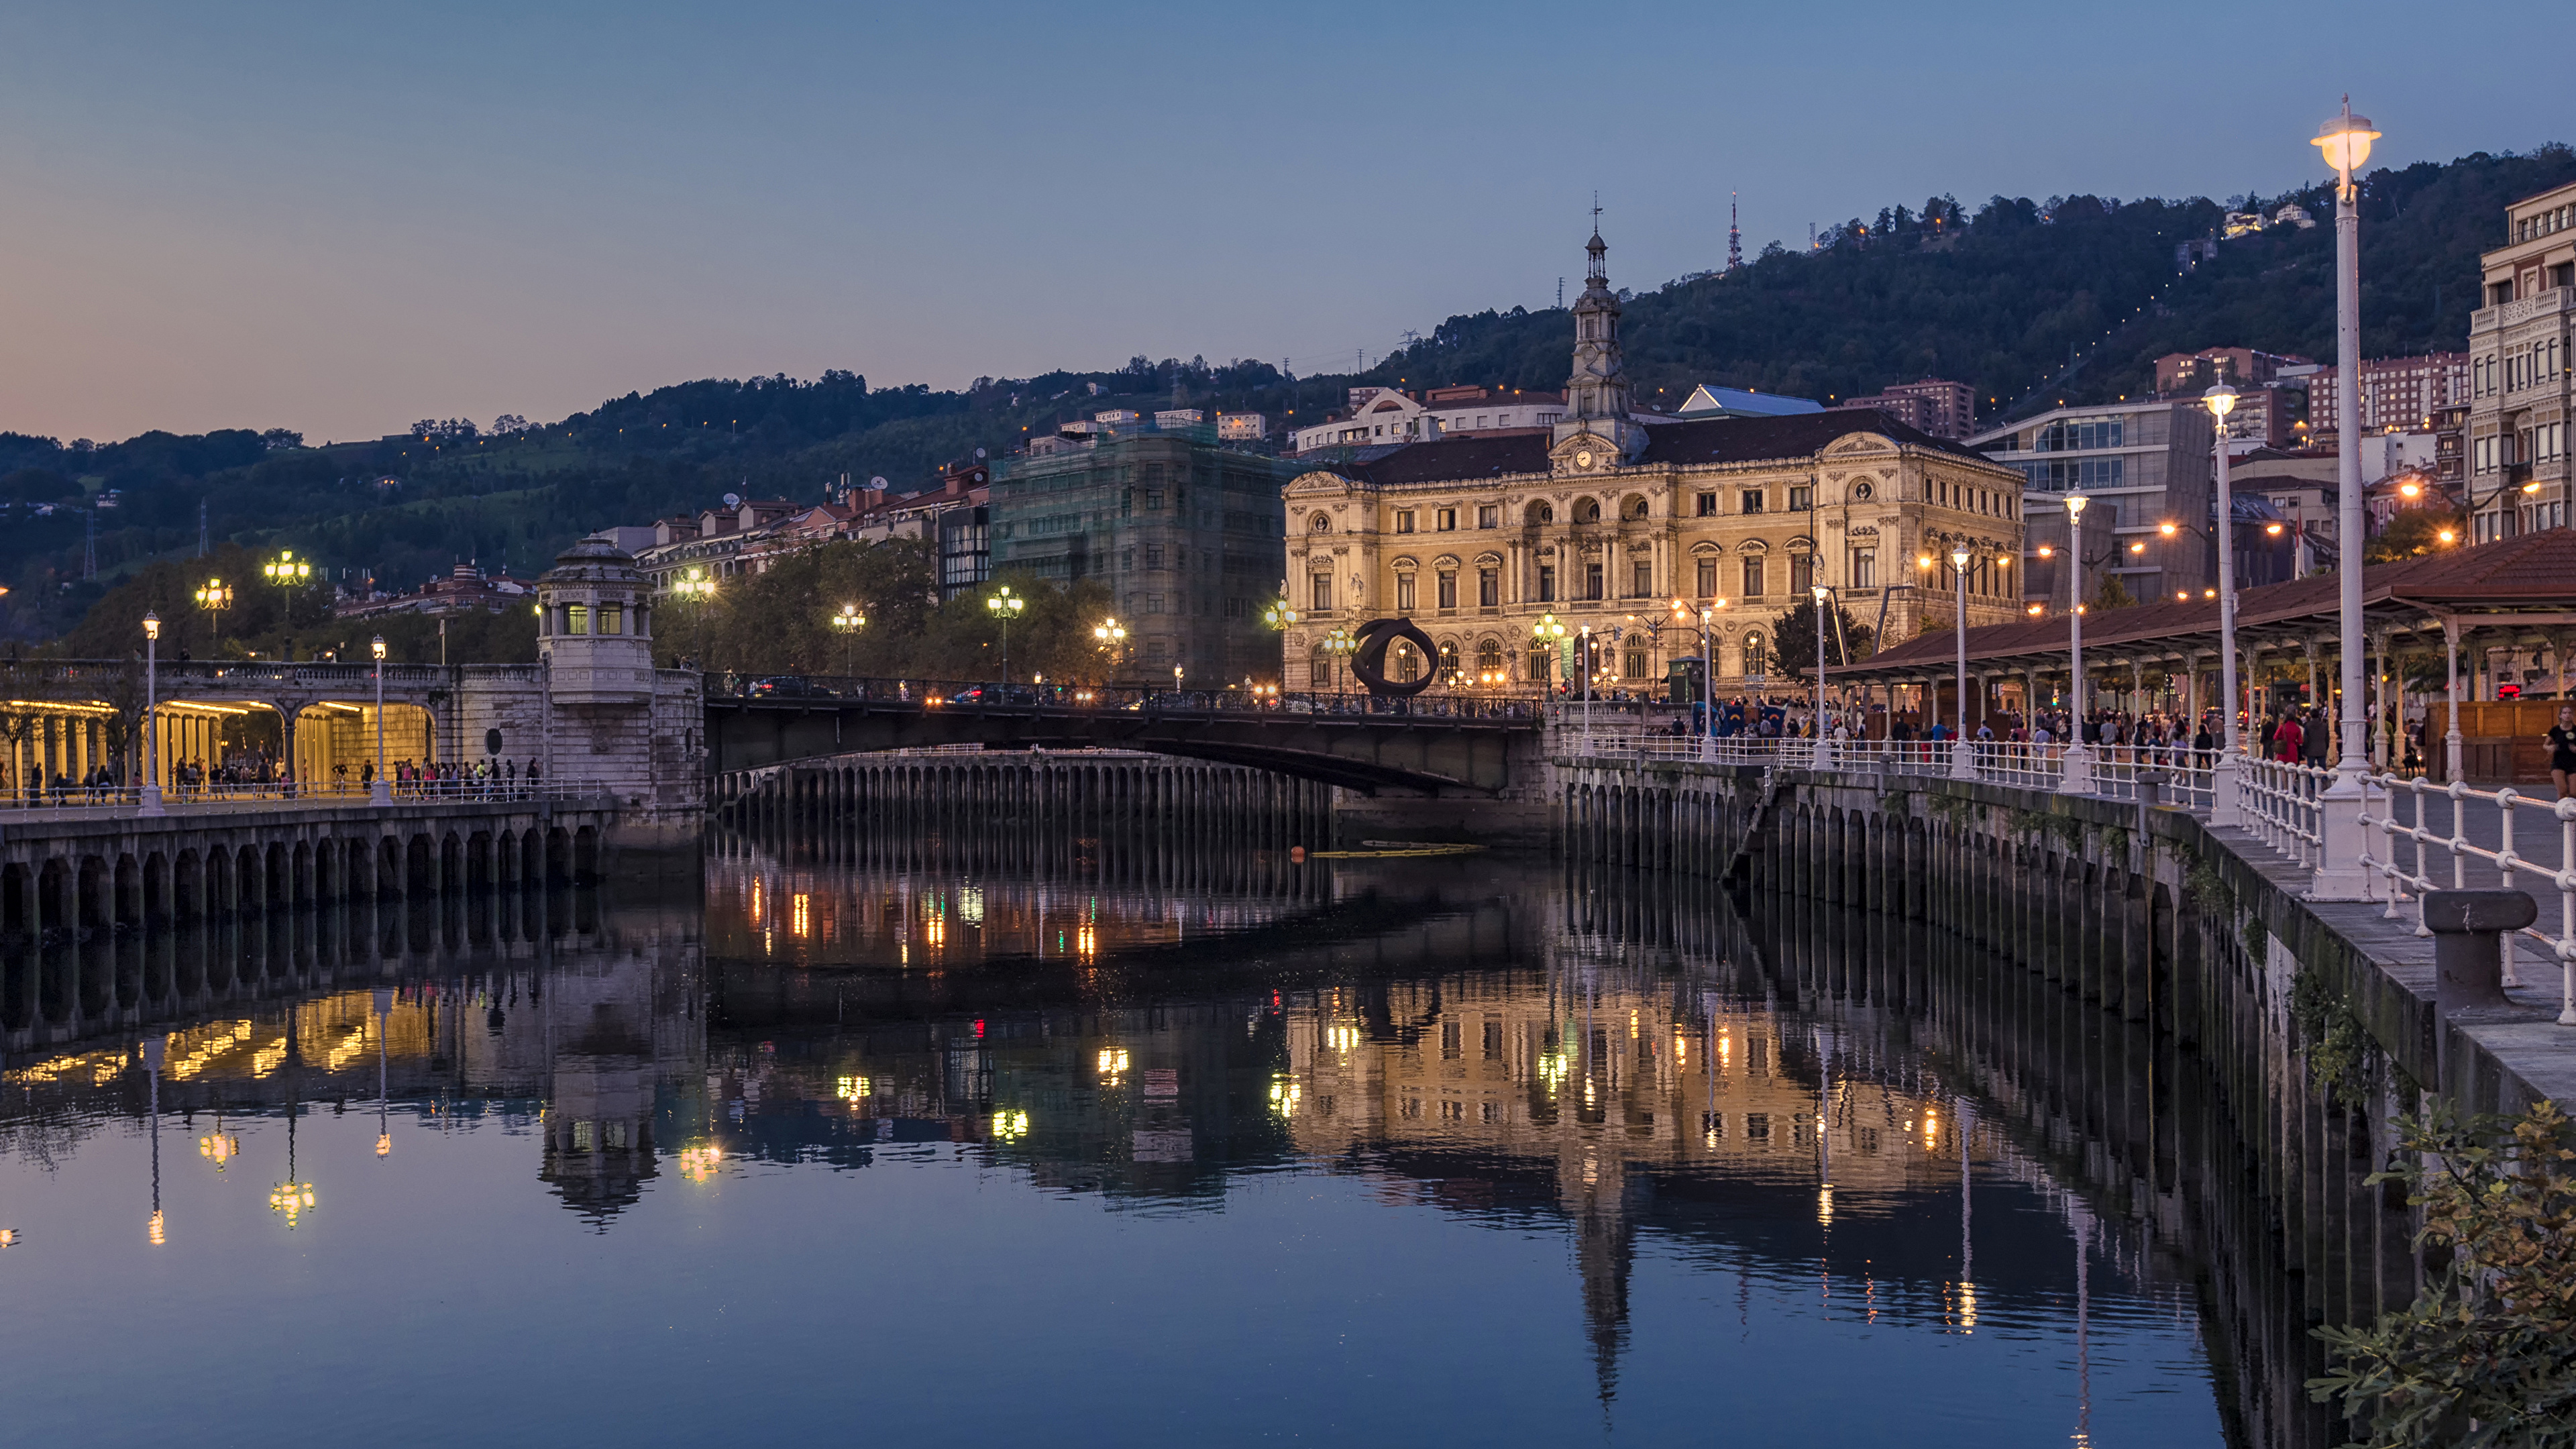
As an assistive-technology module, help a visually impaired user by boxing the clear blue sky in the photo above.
[0,1,2553,444]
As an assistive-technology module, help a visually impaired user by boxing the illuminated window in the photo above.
[597,603,623,635]
[564,604,590,635]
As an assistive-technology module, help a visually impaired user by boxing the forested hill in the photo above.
[1371,145,2576,419]
[3,144,2567,646]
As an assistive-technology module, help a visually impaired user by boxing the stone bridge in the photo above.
[702,683,1544,796]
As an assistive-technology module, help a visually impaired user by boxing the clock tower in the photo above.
[1552,225,1647,470]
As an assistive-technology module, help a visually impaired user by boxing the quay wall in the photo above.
[0,798,653,1063]
[1550,754,2575,1448]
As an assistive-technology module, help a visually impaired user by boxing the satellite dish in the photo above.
[722,492,742,509]
[869,476,888,489]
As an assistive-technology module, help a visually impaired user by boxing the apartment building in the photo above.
[2466,180,2576,542]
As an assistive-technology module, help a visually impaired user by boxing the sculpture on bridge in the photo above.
[1348,617,1442,698]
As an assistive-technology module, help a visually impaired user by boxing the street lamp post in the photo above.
[830,604,865,678]
[369,636,390,806]
[263,550,312,629]
[1322,627,1356,698]
[1530,612,1567,731]
[139,612,164,817]
[1949,547,1976,780]
[1810,584,1833,767]
[2061,496,2094,792]
[194,578,231,651]
[2205,384,2247,822]
[986,586,1024,682]
[2310,97,2381,899]
[1092,618,1127,682]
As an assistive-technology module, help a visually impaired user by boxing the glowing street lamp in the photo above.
[1092,617,1127,681]
[2061,494,2093,792]
[2310,97,2381,898]
[2206,382,2246,821]
[985,585,1025,681]
[369,636,390,806]
[1948,546,1976,780]
[830,604,865,678]
[1809,584,1833,766]
[264,549,313,629]
[139,612,165,817]
[194,578,231,648]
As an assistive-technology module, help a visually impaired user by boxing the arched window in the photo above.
[1525,641,1554,682]
[1572,496,1601,523]
[1475,638,1503,672]
[1438,641,1460,678]
[1391,640,1421,682]
[1623,649,1648,680]
[1742,633,1769,678]
[1309,643,1334,688]
[1623,495,1650,520]
[1525,500,1554,525]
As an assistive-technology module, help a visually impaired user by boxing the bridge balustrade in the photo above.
[704,674,1542,722]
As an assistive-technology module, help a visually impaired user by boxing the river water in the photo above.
[0,823,2236,1446]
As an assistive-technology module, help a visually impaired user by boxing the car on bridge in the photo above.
[747,676,830,700]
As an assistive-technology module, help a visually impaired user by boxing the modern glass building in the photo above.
[1970,398,2215,609]
[987,419,1293,683]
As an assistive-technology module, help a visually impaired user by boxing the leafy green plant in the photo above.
[2186,854,2234,921]
[2312,1100,2576,1446]
[2290,965,2371,1103]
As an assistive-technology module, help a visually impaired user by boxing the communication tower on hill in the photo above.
[1727,191,1743,272]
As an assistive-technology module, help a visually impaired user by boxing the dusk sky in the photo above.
[0,1,2555,445]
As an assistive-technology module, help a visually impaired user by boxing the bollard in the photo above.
[2422,888,2537,1016]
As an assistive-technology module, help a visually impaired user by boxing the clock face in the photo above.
[1574,449,1595,470]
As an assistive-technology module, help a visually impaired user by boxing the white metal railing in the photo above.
[2361,773,2576,1026]
[2239,757,2331,868]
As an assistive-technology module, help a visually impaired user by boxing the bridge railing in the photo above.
[2361,771,2576,1024]
[0,659,466,693]
[704,675,1544,722]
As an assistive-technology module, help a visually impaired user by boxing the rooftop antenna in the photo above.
[1728,191,1743,272]
[197,497,209,557]
[1558,278,1564,308]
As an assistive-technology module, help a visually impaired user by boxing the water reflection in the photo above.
[0,830,2231,1446]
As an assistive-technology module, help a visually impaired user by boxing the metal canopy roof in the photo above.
[1836,531,2576,681]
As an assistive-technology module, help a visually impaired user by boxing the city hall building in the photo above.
[1279,230,2029,693]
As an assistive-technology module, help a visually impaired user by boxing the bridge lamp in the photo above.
[195,578,231,645]
[986,587,1025,682]
[830,604,865,678]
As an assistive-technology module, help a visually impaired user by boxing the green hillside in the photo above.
[6,143,2567,654]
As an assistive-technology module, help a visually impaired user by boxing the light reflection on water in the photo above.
[0,833,2228,1447]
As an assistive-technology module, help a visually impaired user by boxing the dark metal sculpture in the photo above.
[1349,616,1442,697]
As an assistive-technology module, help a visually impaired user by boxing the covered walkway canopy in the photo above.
[1831,532,2576,753]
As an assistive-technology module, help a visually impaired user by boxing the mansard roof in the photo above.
[1313,409,2000,488]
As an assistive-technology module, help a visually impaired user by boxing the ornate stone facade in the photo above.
[1281,234,2029,694]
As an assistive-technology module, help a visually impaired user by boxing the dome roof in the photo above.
[540,535,644,587]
